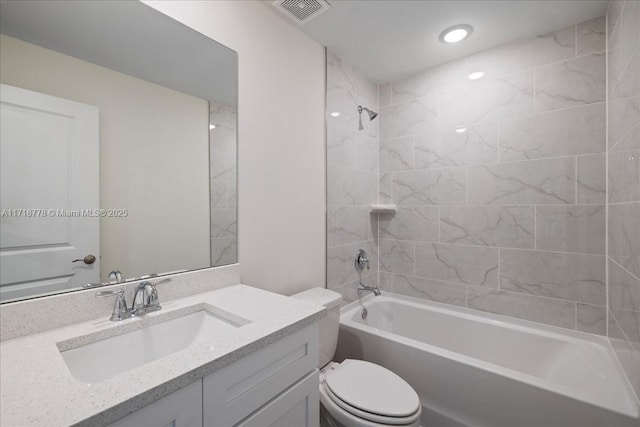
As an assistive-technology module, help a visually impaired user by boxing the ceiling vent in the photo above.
[273,0,331,25]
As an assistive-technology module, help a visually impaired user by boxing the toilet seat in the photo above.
[323,359,421,425]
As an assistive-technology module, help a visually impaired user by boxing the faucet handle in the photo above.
[355,249,370,271]
[96,288,130,321]
[132,277,172,315]
[146,278,172,311]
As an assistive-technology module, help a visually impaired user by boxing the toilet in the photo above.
[292,288,421,427]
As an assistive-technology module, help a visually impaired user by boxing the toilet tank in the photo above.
[291,287,342,368]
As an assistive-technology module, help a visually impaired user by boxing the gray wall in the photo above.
[607,0,640,401]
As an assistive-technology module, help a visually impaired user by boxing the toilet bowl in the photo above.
[292,288,421,427]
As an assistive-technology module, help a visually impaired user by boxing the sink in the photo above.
[60,309,249,383]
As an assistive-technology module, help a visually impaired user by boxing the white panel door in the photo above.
[0,84,99,301]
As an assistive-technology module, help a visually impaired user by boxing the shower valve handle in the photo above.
[355,249,370,271]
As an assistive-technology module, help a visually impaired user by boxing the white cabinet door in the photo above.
[108,380,202,427]
[0,84,100,301]
[237,370,319,427]
[203,325,317,427]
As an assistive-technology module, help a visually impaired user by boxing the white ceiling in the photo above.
[289,0,610,83]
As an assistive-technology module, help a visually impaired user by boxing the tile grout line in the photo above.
[605,11,609,339]
[534,206,537,250]
[575,156,579,204]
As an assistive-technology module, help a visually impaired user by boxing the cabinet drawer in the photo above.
[203,324,317,427]
[237,370,319,427]
[108,379,202,427]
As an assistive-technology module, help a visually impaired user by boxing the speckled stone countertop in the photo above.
[0,285,325,427]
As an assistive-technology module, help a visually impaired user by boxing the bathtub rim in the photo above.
[339,292,640,420]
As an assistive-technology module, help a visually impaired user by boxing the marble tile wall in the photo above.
[210,102,238,266]
[378,17,609,335]
[607,0,640,400]
[326,50,379,303]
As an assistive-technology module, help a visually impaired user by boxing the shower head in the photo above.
[357,105,378,130]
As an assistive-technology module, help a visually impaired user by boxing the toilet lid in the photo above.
[324,359,420,418]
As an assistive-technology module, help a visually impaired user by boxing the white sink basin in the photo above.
[60,309,248,383]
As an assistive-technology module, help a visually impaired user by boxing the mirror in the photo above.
[0,1,238,303]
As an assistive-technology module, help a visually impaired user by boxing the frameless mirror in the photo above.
[0,1,238,303]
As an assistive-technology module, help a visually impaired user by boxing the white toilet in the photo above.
[292,288,421,427]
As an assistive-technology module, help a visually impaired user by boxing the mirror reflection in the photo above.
[0,1,238,303]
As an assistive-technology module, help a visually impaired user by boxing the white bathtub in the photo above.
[335,293,640,427]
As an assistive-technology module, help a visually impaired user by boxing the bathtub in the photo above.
[335,293,640,427]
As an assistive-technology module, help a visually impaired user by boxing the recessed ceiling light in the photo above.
[440,24,473,44]
[209,124,216,130]
[330,111,341,117]
[455,127,467,134]
[468,71,485,80]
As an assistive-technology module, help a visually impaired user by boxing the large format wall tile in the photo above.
[536,205,606,254]
[576,303,606,335]
[379,239,414,275]
[210,209,237,238]
[439,71,534,129]
[440,206,534,249]
[328,240,378,288]
[609,202,640,278]
[612,307,640,343]
[210,237,237,266]
[467,157,575,205]
[535,53,606,112]
[385,274,467,307]
[608,311,640,398]
[500,249,606,306]
[608,42,639,100]
[327,165,377,205]
[326,51,379,293]
[393,168,467,205]
[608,150,640,203]
[499,103,605,161]
[609,259,640,314]
[577,16,606,55]
[608,96,640,150]
[414,123,498,169]
[611,46,640,100]
[372,20,610,336]
[379,206,439,242]
[380,136,414,173]
[391,59,467,104]
[608,1,640,385]
[380,97,438,139]
[327,50,377,105]
[577,154,607,203]
[414,243,499,288]
[467,287,576,329]
[379,173,393,203]
[464,26,575,82]
[327,205,372,247]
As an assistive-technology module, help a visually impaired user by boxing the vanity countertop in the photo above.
[0,284,325,427]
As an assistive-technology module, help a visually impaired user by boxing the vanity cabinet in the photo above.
[109,324,319,427]
[108,380,202,427]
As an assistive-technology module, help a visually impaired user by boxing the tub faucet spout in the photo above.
[358,283,381,297]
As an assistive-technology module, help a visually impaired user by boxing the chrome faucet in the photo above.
[131,278,172,316]
[96,277,172,321]
[96,288,130,321]
[354,249,381,297]
[357,283,381,297]
[108,270,124,283]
